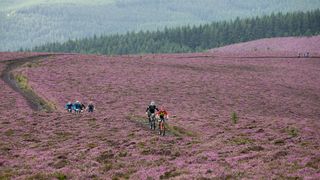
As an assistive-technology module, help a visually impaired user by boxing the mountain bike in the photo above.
[158,118,166,136]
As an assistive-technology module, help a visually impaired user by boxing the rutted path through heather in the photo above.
[0,54,57,112]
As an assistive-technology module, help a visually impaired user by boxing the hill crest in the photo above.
[209,35,320,57]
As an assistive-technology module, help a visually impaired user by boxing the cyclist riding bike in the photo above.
[157,106,169,135]
[146,101,159,129]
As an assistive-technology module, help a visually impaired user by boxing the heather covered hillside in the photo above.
[1,43,320,178]
[209,35,320,57]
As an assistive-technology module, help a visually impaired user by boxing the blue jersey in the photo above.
[73,103,81,110]
[65,103,73,109]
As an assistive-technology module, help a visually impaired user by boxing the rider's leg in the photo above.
[158,121,160,134]
[162,121,165,136]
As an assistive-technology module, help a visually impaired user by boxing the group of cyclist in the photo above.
[65,100,168,135]
[298,52,311,58]
[146,101,169,136]
[65,100,95,113]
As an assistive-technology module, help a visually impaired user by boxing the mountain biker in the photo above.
[73,100,81,113]
[87,102,95,112]
[146,101,159,128]
[157,106,169,135]
[80,103,86,113]
[65,101,73,113]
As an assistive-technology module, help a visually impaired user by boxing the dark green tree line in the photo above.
[31,9,320,55]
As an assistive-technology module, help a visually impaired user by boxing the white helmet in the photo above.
[150,101,155,106]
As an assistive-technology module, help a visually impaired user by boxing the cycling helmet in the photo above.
[150,101,155,106]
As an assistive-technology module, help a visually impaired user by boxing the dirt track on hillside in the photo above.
[0,55,55,112]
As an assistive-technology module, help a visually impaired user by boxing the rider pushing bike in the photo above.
[146,101,159,129]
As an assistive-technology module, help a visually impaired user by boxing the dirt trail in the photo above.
[0,54,56,112]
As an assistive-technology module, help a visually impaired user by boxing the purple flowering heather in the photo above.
[1,37,320,179]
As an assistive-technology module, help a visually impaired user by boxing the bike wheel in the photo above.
[148,117,152,129]
[162,124,165,136]
[159,122,164,136]
[152,119,155,130]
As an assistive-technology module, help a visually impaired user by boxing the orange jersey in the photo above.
[157,110,168,118]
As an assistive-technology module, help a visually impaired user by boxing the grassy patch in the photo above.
[230,137,254,145]
[24,61,41,68]
[96,150,114,164]
[23,133,41,143]
[231,112,239,124]
[127,132,135,138]
[49,159,69,169]
[52,172,68,180]
[112,172,129,180]
[40,99,57,112]
[49,154,70,170]
[140,148,154,155]
[0,168,16,180]
[14,73,30,90]
[274,139,285,145]
[101,162,113,172]
[137,142,146,149]
[0,143,12,153]
[149,137,159,145]
[53,131,73,141]
[272,151,288,160]
[306,157,320,169]
[118,151,128,157]
[127,115,146,123]
[88,118,98,127]
[299,141,310,147]
[224,171,246,179]
[159,169,182,179]
[27,172,68,180]
[87,142,98,149]
[241,145,264,153]
[286,127,299,137]
[4,129,14,136]
[26,173,49,180]
[165,124,196,137]
[277,175,302,180]
[112,168,137,180]
[13,72,57,112]
[128,115,196,137]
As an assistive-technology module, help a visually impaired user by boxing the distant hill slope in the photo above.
[1,0,320,51]
[32,10,320,56]
[209,36,320,57]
